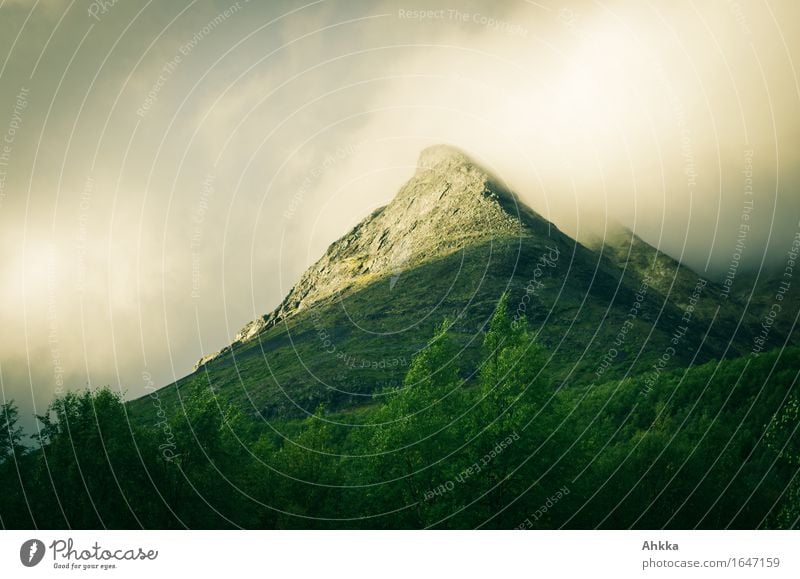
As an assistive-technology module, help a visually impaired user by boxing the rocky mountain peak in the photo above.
[195,145,550,368]
[415,144,473,174]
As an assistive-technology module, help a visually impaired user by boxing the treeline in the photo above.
[1,295,798,528]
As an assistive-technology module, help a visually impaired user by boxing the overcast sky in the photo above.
[0,0,798,425]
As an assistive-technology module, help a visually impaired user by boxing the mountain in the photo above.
[195,145,553,367]
[130,145,793,421]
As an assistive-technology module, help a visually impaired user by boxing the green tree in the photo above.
[165,382,253,527]
[366,320,464,526]
[766,395,800,528]
[468,292,558,526]
[270,406,340,527]
[0,400,29,527]
[478,293,550,438]
[32,388,169,528]
[0,401,24,464]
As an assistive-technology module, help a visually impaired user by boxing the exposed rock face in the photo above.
[196,145,553,368]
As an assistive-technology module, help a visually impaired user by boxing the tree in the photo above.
[478,292,550,438]
[0,400,29,527]
[165,381,256,528]
[766,396,800,528]
[31,388,170,528]
[366,320,464,526]
[270,405,340,527]
[468,292,558,526]
[0,401,24,464]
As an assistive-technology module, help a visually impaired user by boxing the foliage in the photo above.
[0,401,24,464]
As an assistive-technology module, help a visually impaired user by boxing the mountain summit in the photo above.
[197,145,557,366]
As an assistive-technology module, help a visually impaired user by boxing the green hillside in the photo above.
[2,304,798,528]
